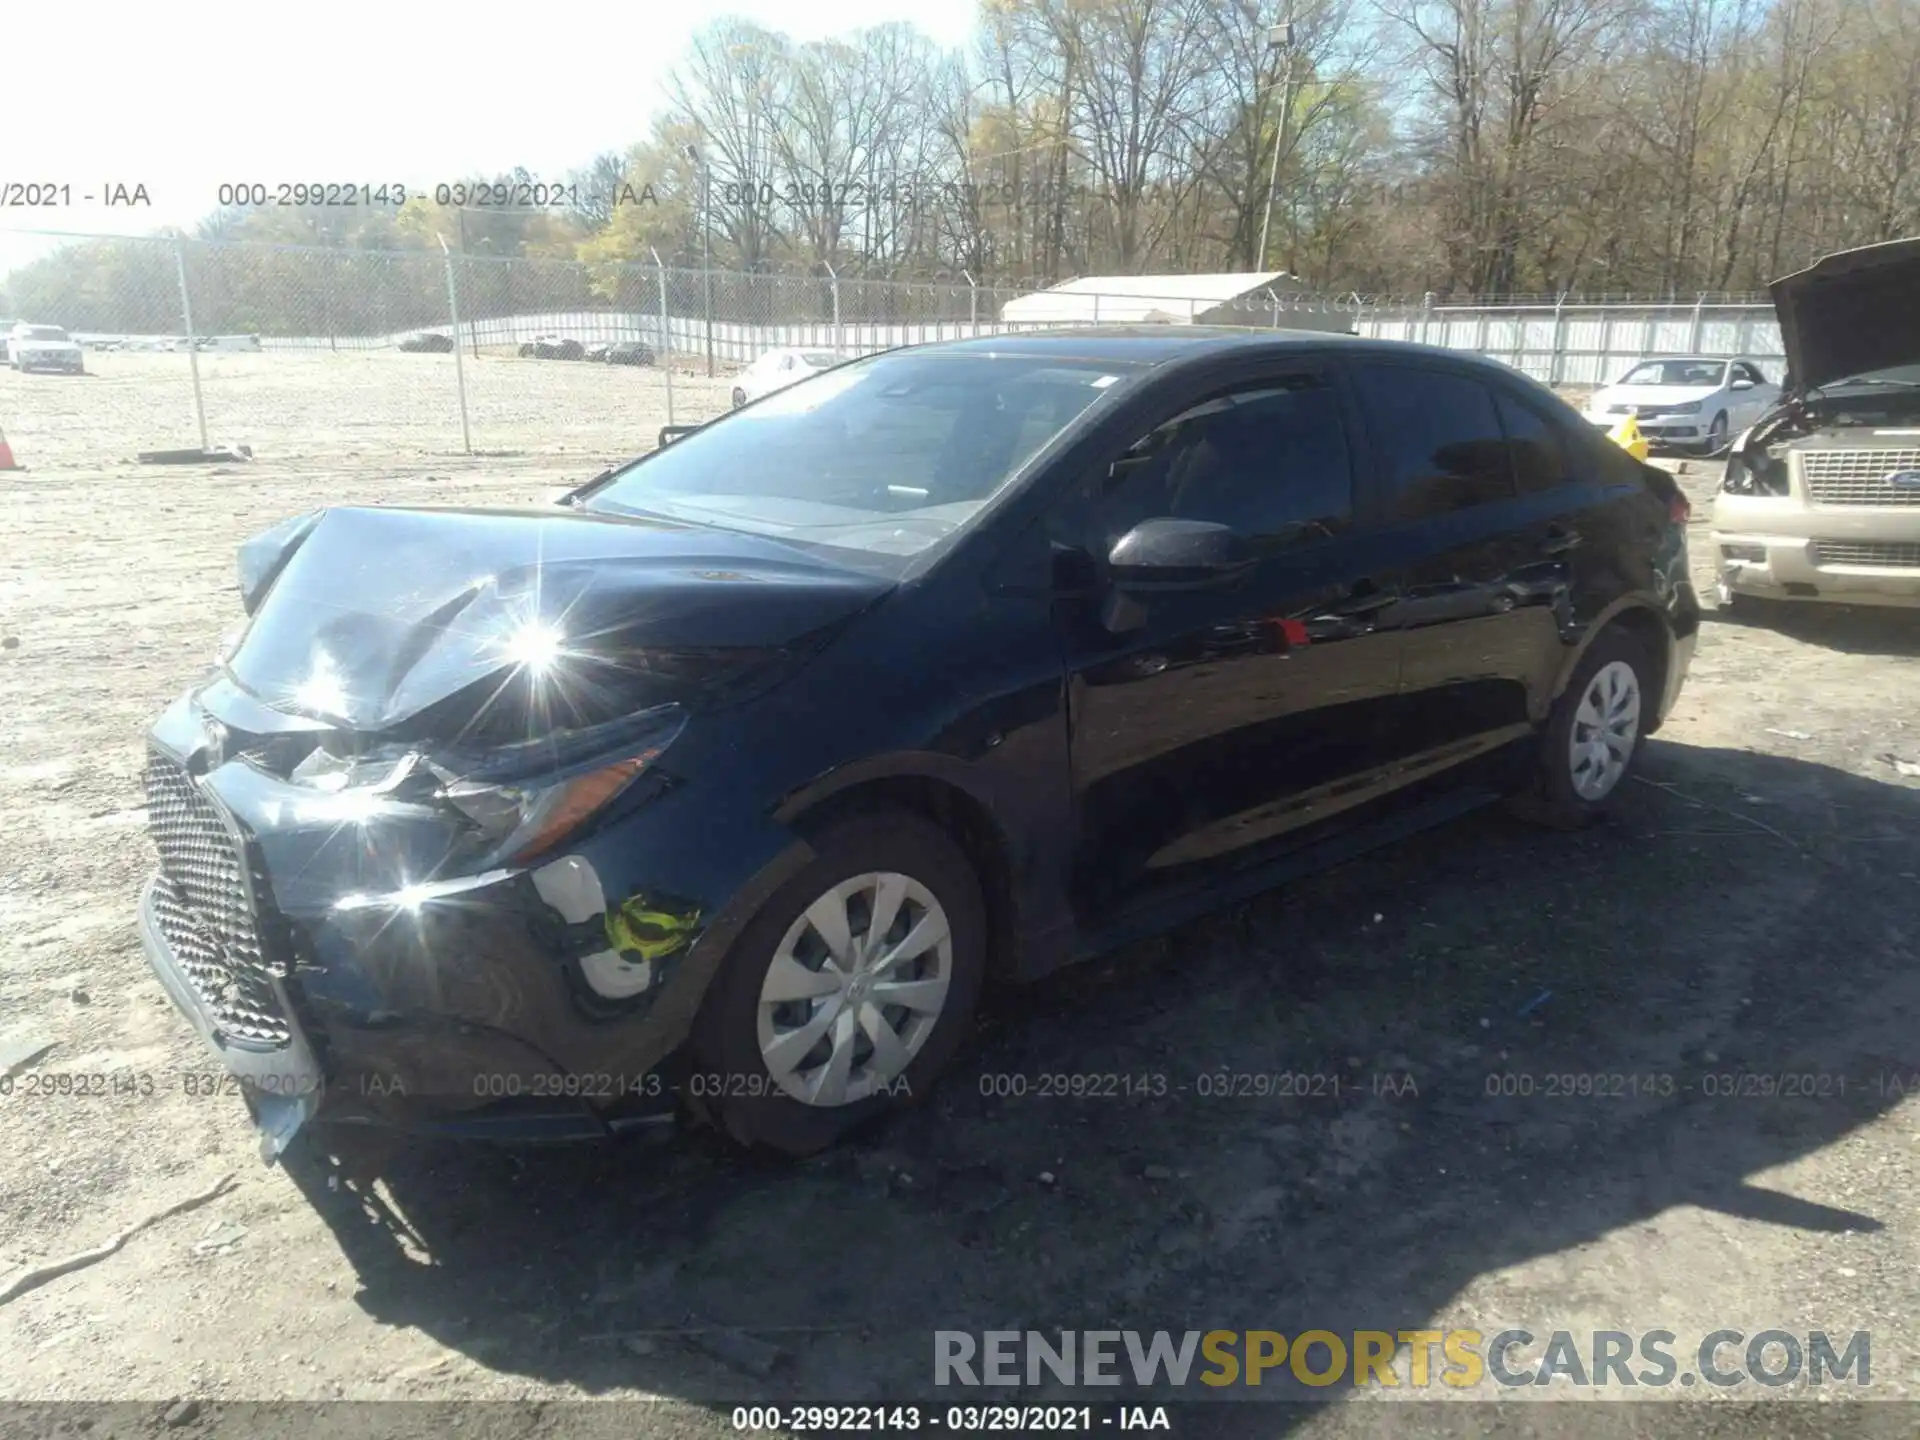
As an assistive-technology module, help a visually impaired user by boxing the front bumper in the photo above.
[137,877,324,1157]
[135,683,810,1147]
[16,352,84,373]
[1712,496,1920,608]
[1583,410,1708,445]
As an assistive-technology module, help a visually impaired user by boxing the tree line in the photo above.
[6,0,1916,330]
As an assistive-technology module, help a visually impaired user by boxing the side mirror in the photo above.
[1107,518,1255,592]
[1730,377,1754,391]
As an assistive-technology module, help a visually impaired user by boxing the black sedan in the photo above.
[584,341,654,366]
[518,335,586,360]
[135,329,1698,1158]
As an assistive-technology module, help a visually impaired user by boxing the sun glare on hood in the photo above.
[500,620,567,673]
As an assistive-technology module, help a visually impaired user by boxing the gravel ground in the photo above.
[2,354,1919,1436]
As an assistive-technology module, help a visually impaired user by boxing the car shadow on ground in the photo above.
[282,740,1920,1431]
[1706,598,1920,657]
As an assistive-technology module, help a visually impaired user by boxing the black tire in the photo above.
[731,387,747,409]
[687,810,987,1156]
[1703,411,1730,456]
[1508,626,1655,830]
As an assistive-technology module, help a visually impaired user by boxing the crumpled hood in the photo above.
[225,504,892,733]
[1771,237,1920,395]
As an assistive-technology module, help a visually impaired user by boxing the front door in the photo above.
[1047,362,1408,921]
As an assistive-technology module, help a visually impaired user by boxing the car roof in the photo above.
[866,326,1538,384]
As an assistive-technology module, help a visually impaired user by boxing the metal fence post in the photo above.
[1093,292,1101,325]
[172,239,211,454]
[649,247,673,428]
[1688,292,1706,354]
[826,261,841,355]
[963,271,978,336]
[1549,293,1567,386]
[437,236,473,456]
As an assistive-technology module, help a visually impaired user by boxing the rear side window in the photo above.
[1354,363,1514,520]
[1494,392,1573,494]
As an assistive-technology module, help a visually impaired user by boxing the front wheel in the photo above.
[687,810,987,1156]
[1703,411,1730,456]
[1508,627,1653,829]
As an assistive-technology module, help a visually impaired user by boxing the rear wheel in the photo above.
[731,387,747,408]
[1508,627,1653,829]
[688,811,986,1156]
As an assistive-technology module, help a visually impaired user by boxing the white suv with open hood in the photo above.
[1712,237,1920,611]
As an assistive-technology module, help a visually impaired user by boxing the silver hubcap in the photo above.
[1569,659,1641,801]
[755,872,952,1107]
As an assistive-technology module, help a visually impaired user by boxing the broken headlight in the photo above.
[1721,449,1789,496]
[435,704,687,866]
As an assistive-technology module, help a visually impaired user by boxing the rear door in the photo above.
[1348,359,1571,770]
[1049,359,1408,917]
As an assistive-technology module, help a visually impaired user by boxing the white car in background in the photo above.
[731,347,839,408]
[1581,355,1778,454]
[8,322,86,375]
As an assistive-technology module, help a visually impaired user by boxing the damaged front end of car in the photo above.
[138,503,888,1154]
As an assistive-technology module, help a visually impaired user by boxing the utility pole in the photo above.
[1256,14,1297,275]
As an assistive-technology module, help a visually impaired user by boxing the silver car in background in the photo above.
[9,323,86,375]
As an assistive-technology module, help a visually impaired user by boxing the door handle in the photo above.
[1540,525,1581,556]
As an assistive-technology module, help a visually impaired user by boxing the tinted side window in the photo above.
[1092,373,1353,550]
[1354,363,1514,520]
[1494,392,1573,494]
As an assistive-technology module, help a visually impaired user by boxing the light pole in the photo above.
[1256,15,1296,274]
[685,141,714,378]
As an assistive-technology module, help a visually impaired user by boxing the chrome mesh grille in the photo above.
[1800,449,1920,506]
[1813,540,1920,569]
[144,749,291,1046]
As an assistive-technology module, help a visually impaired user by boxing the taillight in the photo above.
[1670,493,1691,525]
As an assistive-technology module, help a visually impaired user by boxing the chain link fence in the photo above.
[0,230,1785,466]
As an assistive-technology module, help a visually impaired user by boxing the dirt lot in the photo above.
[4,354,1920,1436]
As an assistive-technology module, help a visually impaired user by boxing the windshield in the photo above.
[1618,359,1725,387]
[21,325,69,341]
[583,351,1135,555]
[799,351,836,368]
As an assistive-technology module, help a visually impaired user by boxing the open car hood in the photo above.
[224,504,891,736]
[1771,238,1920,396]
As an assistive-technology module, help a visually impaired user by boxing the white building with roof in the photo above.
[998,272,1355,333]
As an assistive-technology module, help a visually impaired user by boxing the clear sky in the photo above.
[0,0,981,273]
